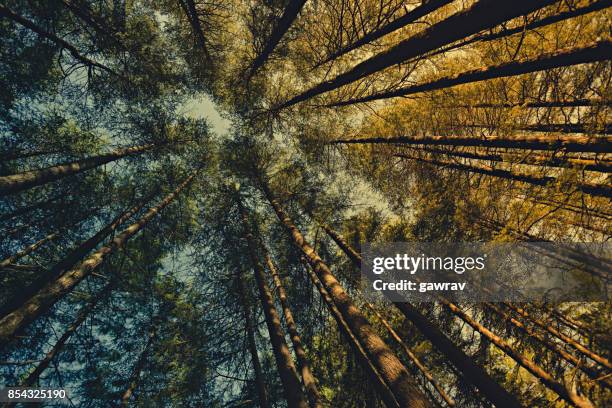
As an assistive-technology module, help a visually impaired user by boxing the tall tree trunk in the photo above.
[394,153,612,198]
[363,301,456,407]
[300,258,400,408]
[177,0,211,60]
[455,99,611,109]
[459,122,611,135]
[316,0,453,67]
[0,172,197,351]
[280,0,557,108]
[238,199,309,408]
[264,253,322,407]
[0,190,156,319]
[427,0,612,61]
[329,134,612,153]
[60,0,124,48]
[0,143,161,196]
[401,146,612,173]
[0,5,119,76]
[248,0,307,78]
[235,272,271,408]
[330,40,611,106]
[320,223,523,408]
[120,325,157,406]
[0,195,63,222]
[0,232,59,269]
[0,149,64,162]
[260,180,431,408]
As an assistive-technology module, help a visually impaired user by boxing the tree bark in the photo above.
[177,0,212,60]
[0,190,156,320]
[260,180,431,408]
[238,199,309,408]
[460,122,611,135]
[0,195,63,222]
[235,272,271,408]
[264,253,322,407]
[320,223,523,408]
[455,99,611,108]
[0,143,160,196]
[330,40,612,106]
[0,232,59,269]
[248,0,307,78]
[401,146,612,173]
[280,0,557,108]
[394,153,612,198]
[329,134,612,153]
[0,172,197,351]
[316,0,453,67]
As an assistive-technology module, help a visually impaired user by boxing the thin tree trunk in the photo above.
[0,172,197,350]
[248,0,307,78]
[0,190,156,319]
[329,134,612,153]
[401,146,612,173]
[0,195,63,222]
[320,223,523,408]
[316,0,453,67]
[0,5,119,76]
[0,232,59,269]
[264,253,322,407]
[120,325,157,406]
[238,199,309,408]
[260,180,431,408]
[300,258,400,408]
[0,149,64,162]
[394,153,612,198]
[330,40,611,106]
[60,0,125,48]
[235,272,271,408]
[0,143,161,196]
[280,0,557,108]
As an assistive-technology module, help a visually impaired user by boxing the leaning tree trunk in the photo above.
[238,199,309,408]
[0,5,118,76]
[0,190,156,320]
[0,143,161,196]
[0,172,197,351]
[316,0,453,66]
[319,223,523,408]
[177,0,211,60]
[260,179,431,408]
[280,0,557,108]
[248,0,307,78]
[330,40,611,106]
[264,252,322,407]
[329,134,612,153]
[394,153,612,198]
[235,272,271,408]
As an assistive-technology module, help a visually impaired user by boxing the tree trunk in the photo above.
[280,0,557,108]
[260,180,431,408]
[394,153,612,198]
[320,223,523,408]
[248,0,307,78]
[178,0,211,60]
[456,99,611,109]
[0,190,156,320]
[264,253,322,408]
[316,0,453,67]
[238,199,309,408]
[235,272,271,408]
[0,172,197,351]
[120,325,157,406]
[401,146,612,173]
[460,122,611,135]
[0,143,160,196]
[0,232,59,269]
[0,5,118,76]
[330,40,611,106]
[60,0,124,48]
[300,258,400,408]
[0,195,63,222]
[329,134,612,153]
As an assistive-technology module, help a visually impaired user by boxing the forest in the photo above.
[0,0,610,407]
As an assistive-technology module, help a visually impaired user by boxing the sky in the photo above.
[181,95,232,136]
